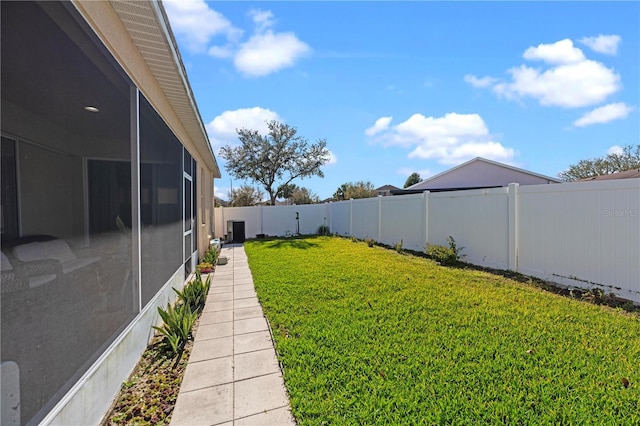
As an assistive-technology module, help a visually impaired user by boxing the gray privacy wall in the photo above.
[215,179,640,303]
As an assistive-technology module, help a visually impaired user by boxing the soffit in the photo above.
[108,0,220,177]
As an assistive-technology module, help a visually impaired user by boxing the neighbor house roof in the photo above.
[375,184,401,191]
[578,168,640,181]
[77,0,220,177]
[405,157,560,192]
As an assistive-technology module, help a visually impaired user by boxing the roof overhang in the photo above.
[76,0,221,178]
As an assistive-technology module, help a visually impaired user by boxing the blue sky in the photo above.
[164,1,639,201]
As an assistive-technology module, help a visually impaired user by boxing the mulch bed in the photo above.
[101,317,201,425]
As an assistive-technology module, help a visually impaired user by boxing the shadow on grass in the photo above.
[253,235,321,250]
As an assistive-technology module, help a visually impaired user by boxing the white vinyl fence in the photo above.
[214,179,640,302]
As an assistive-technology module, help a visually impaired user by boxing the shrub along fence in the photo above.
[214,179,640,302]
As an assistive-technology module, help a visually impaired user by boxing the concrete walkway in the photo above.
[171,244,295,426]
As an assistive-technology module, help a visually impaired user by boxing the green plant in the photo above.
[153,302,197,355]
[581,287,606,305]
[174,272,211,313]
[364,237,375,247]
[121,376,138,390]
[426,236,464,266]
[317,224,330,236]
[202,245,219,264]
[351,235,359,243]
[394,239,403,253]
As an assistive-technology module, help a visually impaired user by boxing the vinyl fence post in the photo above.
[258,205,263,235]
[378,195,382,243]
[291,204,295,236]
[423,191,430,250]
[220,206,225,239]
[508,183,519,271]
[349,198,354,237]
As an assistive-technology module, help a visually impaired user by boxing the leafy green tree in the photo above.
[276,184,318,204]
[559,145,640,181]
[346,181,376,199]
[404,172,422,188]
[277,183,299,200]
[227,185,264,206]
[289,187,320,205]
[214,196,228,207]
[333,181,377,200]
[219,120,331,205]
[333,183,348,201]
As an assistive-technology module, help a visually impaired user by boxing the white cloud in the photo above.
[573,102,633,127]
[214,186,229,200]
[607,145,624,155]
[164,0,242,54]
[208,45,234,59]
[493,60,620,108]
[365,116,393,136]
[579,35,621,55]
[326,151,337,165]
[232,9,309,77]
[434,142,515,165]
[469,38,621,109]
[523,39,585,64]
[367,113,515,165]
[464,74,499,88]
[207,107,281,148]
[234,31,310,77]
[165,3,309,77]
[249,9,275,32]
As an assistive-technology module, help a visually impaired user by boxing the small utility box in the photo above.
[226,220,246,243]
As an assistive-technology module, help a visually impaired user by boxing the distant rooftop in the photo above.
[578,168,640,181]
[375,184,401,191]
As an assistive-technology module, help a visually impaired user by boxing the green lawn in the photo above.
[245,236,640,425]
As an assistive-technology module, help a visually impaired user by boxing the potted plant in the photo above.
[197,262,213,273]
